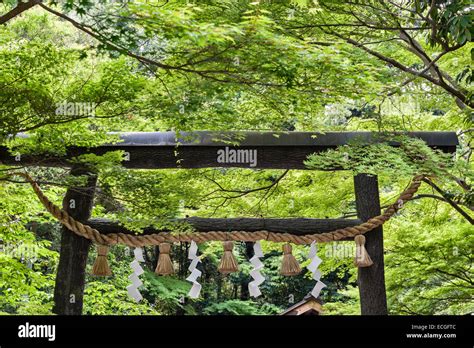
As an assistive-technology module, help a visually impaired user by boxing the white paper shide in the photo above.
[186,240,202,298]
[307,242,326,298]
[248,241,265,297]
[127,247,145,302]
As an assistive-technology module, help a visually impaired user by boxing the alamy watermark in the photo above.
[1,242,40,263]
[325,243,355,259]
[216,147,257,167]
[18,322,55,342]
[55,101,96,117]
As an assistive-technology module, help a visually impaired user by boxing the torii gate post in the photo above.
[53,166,97,315]
[354,174,388,315]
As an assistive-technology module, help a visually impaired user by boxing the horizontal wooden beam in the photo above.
[1,131,458,169]
[87,217,363,237]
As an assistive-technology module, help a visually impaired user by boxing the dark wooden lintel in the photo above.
[0,131,458,170]
[86,217,363,237]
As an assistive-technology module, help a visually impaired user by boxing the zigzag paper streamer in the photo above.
[186,241,202,298]
[248,241,265,298]
[307,242,326,298]
[133,247,145,262]
[127,248,144,302]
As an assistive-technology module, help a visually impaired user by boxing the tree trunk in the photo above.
[217,274,222,301]
[354,174,388,315]
[52,166,97,315]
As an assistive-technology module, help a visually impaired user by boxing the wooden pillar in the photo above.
[53,166,97,315]
[353,174,388,315]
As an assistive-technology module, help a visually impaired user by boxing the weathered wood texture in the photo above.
[0,131,458,169]
[86,217,363,237]
[354,174,388,315]
[53,167,97,315]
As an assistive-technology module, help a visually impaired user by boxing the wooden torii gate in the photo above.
[0,131,459,315]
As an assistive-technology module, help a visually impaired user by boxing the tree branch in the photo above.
[37,3,282,88]
[323,30,472,108]
[422,178,474,224]
[202,170,289,200]
[0,0,40,25]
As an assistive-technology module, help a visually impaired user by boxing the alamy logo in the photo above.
[217,147,257,167]
[55,101,96,116]
[18,322,56,342]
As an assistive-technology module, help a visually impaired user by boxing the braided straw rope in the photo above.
[12,172,423,246]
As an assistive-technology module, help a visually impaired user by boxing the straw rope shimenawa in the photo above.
[10,172,424,246]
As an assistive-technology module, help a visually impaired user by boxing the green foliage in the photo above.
[305,136,466,179]
[141,271,195,315]
[322,287,360,315]
[0,220,57,314]
[203,300,280,315]
[83,281,159,315]
[386,219,473,315]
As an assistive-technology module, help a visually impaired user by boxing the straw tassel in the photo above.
[92,245,112,276]
[354,235,373,267]
[280,243,301,276]
[155,243,174,275]
[218,241,239,274]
